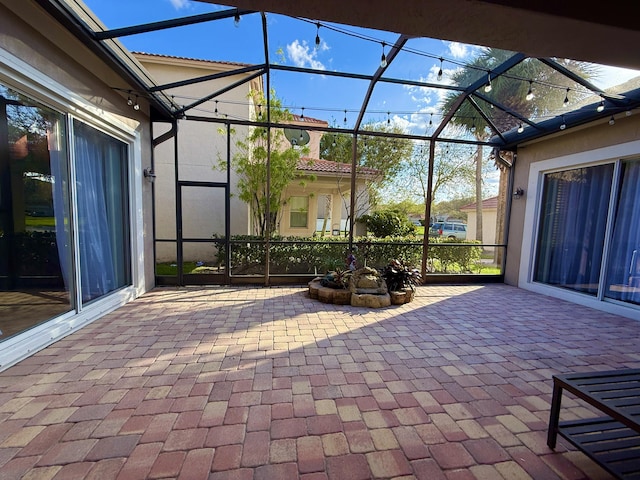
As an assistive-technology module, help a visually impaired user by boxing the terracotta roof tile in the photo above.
[296,158,379,176]
[460,196,499,210]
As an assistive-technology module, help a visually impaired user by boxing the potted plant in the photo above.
[380,259,422,304]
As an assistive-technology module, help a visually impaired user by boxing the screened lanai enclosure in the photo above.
[77,3,640,287]
[3,0,640,346]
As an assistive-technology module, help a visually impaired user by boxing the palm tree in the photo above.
[441,48,598,253]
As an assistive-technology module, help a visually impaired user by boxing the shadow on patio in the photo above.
[1,284,638,479]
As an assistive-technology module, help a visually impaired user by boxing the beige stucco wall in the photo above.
[0,0,155,290]
[136,55,258,263]
[504,112,640,286]
[462,209,497,245]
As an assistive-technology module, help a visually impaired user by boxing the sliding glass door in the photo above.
[0,85,73,340]
[0,81,132,342]
[535,159,640,308]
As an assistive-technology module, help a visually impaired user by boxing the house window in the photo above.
[535,159,640,307]
[290,196,308,228]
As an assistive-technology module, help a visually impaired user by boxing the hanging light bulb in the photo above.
[526,81,534,101]
[332,136,336,147]
[315,23,321,50]
[301,107,305,119]
[609,115,615,125]
[234,10,240,27]
[484,71,492,93]
[471,117,476,130]
[344,110,347,125]
[517,123,524,134]
[597,97,605,112]
[437,57,443,81]
[387,111,390,125]
[429,113,433,127]
[380,42,387,68]
[215,100,218,116]
[560,115,566,130]
[257,103,262,119]
[126,91,133,106]
[133,95,140,110]
[563,88,570,107]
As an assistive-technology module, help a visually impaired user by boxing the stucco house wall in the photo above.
[460,197,498,245]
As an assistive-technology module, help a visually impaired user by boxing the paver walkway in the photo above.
[1,284,639,479]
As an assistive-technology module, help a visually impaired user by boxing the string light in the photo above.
[437,57,443,81]
[526,81,534,101]
[133,95,140,110]
[301,107,305,119]
[387,111,390,124]
[315,23,321,50]
[344,110,347,125]
[597,97,605,112]
[484,71,492,93]
[563,88,570,107]
[429,113,433,127]
[609,115,615,125]
[332,136,336,147]
[234,10,240,27]
[126,91,133,106]
[517,123,524,134]
[560,115,566,130]
[380,42,387,68]
[215,100,218,116]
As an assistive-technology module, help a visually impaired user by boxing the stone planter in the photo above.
[389,291,407,305]
[390,288,415,305]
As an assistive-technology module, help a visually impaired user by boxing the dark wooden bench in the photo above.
[547,368,640,479]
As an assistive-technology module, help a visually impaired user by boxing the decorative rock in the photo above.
[351,292,391,308]
[350,267,387,295]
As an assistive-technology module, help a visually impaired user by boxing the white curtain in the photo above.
[74,124,117,302]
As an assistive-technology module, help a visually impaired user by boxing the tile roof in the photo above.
[290,114,328,126]
[296,158,380,176]
[460,195,499,210]
[133,51,251,68]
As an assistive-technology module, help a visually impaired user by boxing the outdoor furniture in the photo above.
[547,368,640,479]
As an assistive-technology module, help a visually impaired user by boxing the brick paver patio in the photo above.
[1,284,639,479]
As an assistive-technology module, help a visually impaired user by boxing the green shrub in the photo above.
[358,210,416,237]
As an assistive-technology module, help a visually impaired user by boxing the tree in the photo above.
[320,123,414,232]
[221,90,311,237]
[442,49,598,246]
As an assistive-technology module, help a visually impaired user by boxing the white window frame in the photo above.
[519,139,640,321]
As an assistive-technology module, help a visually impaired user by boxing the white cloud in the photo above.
[448,42,469,59]
[168,0,190,9]
[286,40,326,70]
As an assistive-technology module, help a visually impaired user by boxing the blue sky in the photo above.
[83,0,484,133]
[84,0,639,137]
